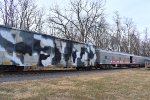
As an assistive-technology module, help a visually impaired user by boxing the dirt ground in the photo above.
[0,69,150,100]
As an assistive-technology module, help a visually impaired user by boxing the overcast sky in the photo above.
[0,0,149,31]
[105,0,150,31]
[37,0,150,31]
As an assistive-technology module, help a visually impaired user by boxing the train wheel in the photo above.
[76,67,80,71]
[16,66,24,72]
[87,66,92,70]
[0,66,4,72]
[94,66,98,70]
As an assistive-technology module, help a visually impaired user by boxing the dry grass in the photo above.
[0,69,150,100]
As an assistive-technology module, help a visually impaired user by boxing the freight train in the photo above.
[0,25,149,71]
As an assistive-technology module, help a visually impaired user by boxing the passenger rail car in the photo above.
[96,49,150,68]
[0,25,150,71]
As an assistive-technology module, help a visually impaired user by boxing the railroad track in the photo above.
[0,68,132,82]
[0,68,76,75]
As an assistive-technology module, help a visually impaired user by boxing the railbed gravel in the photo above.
[0,68,131,82]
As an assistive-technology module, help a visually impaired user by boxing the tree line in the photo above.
[0,0,150,56]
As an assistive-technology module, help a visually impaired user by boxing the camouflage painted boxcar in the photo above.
[0,25,96,71]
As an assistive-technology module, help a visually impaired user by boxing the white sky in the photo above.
[0,0,149,31]
[37,0,150,31]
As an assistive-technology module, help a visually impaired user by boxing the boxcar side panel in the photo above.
[16,30,34,67]
[0,26,97,68]
[72,42,85,67]
[33,34,55,67]
[0,27,23,65]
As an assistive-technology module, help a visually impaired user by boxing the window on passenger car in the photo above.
[105,56,107,59]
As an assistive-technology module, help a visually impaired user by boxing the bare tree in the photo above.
[48,0,105,43]
[141,28,150,56]
[0,0,45,32]
[109,12,142,55]
[129,27,140,55]
[32,8,45,33]
[17,0,37,30]
[91,16,110,49]
[110,11,123,52]
[48,5,71,39]
[0,0,18,27]
[123,18,134,53]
